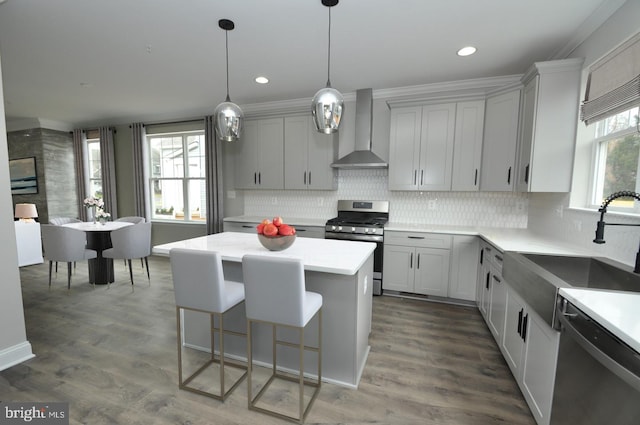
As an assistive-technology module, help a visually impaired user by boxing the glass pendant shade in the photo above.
[214,18,243,142]
[214,99,244,142]
[312,86,344,134]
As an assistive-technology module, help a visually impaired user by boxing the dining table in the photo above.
[62,221,133,284]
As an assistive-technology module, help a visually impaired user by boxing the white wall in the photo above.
[0,52,34,371]
[528,0,640,267]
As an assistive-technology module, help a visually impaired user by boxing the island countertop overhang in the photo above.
[152,231,376,275]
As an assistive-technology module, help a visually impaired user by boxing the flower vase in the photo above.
[89,206,96,224]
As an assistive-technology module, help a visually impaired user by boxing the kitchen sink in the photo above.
[502,252,640,327]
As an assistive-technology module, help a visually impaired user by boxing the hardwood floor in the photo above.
[1,256,536,425]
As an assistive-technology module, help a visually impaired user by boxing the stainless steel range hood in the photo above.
[331,88,388,169]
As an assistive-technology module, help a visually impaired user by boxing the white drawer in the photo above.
[384,231,452,249]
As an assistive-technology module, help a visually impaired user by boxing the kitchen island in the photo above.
[153,232,376,388]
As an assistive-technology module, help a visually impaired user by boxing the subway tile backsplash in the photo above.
[243,169,528,228]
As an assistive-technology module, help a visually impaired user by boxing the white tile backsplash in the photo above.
[244,169,528,228]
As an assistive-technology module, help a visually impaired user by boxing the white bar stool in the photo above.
[242,254,322,424]
[170,248,247,401]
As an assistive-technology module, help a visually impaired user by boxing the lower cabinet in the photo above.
[500,281,559,425]
[448,235,479,301]
[383,232,451,296]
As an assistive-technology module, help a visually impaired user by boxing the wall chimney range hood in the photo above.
[331,88,388,169]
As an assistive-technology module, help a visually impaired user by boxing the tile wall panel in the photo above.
[244,169,528,228]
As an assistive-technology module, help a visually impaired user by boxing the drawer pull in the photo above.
[492,275,501,283]
[242,225,253,228]
[407,236,425,240]
[494,254,503,262]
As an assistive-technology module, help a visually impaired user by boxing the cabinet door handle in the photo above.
[410,252,413,269]
[522,314,529,342]
[420,170,424,186]
[304,171,307,185]
[308,171,311,185]
[417,253,421,269]
[524,164,530,184]
[259,172,262,185]
[254,172,257,185]
[517,308,524,336]
[413,170,417,185]
[492,275,501,283]
[479,248,484,265]
[507,166,511,185]
[494,254,503,262]
[485,271,490,289]
[474,169,478,186]
[407,236,425,240]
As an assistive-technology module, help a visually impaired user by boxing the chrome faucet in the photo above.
[593,191,640,273]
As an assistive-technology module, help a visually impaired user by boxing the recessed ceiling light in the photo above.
[255,76,269,84]
[457,46,477,57]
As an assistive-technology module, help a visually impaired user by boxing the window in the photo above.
[591,106,640,210]
[148,131,206,222]
[85,136,103,199]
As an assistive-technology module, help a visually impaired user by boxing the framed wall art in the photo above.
[9,156,38,195]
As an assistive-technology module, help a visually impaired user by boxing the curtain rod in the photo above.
[131,118,205,128]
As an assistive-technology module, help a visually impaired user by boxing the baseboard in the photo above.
[0,341,35,372]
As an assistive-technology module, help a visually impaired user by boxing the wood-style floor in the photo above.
[1,256,536,425]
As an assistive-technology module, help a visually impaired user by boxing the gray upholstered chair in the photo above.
[170,248,247,401]
[102,222,152,286]
[49,217,82,271]
[49,217,81,225]
[115,216,145,224]
[242,254,322,424]
[41,224,97,290]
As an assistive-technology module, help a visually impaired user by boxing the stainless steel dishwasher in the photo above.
[550,296,640,425]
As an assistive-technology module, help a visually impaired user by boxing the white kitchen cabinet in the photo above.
[487,252,507,344]
[476,240,489,313]
[284,115,337,190]
[383,231,451,296]
[480,88,521,192]
[451,100,485,191]
[235,118,284,189]
[500,285,559,425]
[223,221,258,233]
[515,58,583,192]
[388,103,456,191]
[448,235,479,301]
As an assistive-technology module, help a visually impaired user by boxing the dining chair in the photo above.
[102,222,152,286]
[242,254,322,424]
[41,224,97,290]
[115,216,146,267]
[49,217,83,272]
[170,248,247,400]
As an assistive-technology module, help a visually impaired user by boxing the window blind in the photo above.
[581,31,640,125]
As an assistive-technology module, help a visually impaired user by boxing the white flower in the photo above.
[83,197,104,208]
[95,209,111,219]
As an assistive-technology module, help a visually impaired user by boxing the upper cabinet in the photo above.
[480,88,521,192]
[515,58,584,192]
[284,115,337,190]
[389,103,456,191]
[451,100,485,191]
[235,117,284,190]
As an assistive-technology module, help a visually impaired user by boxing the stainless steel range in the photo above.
[325,200,389,295]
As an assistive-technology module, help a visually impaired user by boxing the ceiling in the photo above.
[0,0,627,128]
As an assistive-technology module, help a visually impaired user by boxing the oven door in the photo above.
[325,232,384,295]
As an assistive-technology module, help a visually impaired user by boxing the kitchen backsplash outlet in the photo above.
[244,169,528,228]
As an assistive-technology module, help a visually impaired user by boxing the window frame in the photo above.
[588,105,640,212]
[147,130,206,223]
[84,136,103,201]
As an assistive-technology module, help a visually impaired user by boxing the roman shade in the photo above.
[581,31,640,125]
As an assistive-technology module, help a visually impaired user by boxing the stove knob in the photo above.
[364,228,369,233]
[351,227,355,232]
[338,226,342,231]
[371,228,377,233]
[332,225,337,231]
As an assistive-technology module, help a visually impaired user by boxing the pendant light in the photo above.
[214,19,244,142]
[312,0,344,134]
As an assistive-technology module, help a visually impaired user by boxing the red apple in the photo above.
[278,224,295,236]
[256,223,265,234]
[263,223,278,236]
[261,218,271,225]
[273,216,283,227]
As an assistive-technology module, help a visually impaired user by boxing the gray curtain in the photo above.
[205,116,224,234]
[131,123,149,220]
[99,126,118,219]
[73,129,88,221]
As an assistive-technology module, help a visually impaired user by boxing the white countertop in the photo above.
[224,215,327,227]
[559,288,640,353]
[152,231,375,275]
[62,221,133,231]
